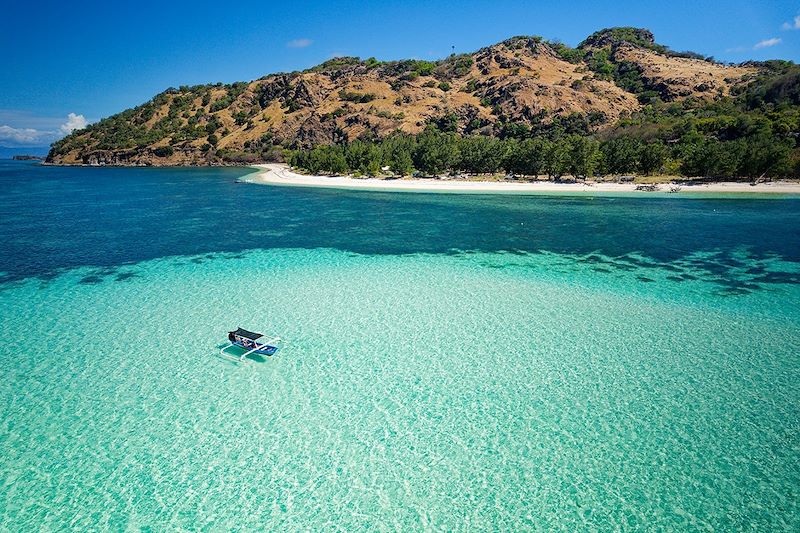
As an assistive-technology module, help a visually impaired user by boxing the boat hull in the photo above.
[231,341,278,356]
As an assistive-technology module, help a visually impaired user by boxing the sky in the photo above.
[2,0,799,147]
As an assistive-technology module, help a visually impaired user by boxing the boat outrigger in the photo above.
[220,327,283,362]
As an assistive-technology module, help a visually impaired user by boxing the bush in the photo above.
[548,41,587,64]
[338,89,377,103]
[153,146,174,157]
[414,61,436,76]
[438,55,474,78]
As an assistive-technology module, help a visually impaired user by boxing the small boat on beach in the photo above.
[220,327,283,362]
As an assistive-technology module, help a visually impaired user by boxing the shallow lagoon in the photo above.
[0,161,798,529]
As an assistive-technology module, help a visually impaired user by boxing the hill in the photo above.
[47,27,799,179]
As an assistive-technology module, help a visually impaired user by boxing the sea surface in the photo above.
[0,160,798,530]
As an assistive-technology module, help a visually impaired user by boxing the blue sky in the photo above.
[1,0,799,147]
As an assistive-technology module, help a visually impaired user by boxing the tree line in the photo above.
[287,128,796,180]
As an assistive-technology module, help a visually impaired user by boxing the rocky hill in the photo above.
[48,27,761,166]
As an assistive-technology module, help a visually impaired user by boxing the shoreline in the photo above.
[245,164,800,196]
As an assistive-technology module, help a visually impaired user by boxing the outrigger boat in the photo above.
[220,327,283,362]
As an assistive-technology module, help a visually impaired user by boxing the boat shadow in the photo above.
[213,343,269,364]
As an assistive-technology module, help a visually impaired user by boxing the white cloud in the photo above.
[59,113,88,134]
[0,125,50,145]
[754,37,782,49]
[781,15,800,30]
[0,112,90,147]
[287,38,313,49]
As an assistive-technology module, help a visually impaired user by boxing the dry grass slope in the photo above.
[48,29,764,166]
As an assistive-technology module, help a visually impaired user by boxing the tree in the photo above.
[601,136,643,174]
[639,141,669,175]
[414,130,459,175]
[565,135,600,178]
[344,140,380,174]
[382,133,416,176]
[735,134,792,178]
[366,158,382,176]
[389,147,414,176]
[679,135,738,178]
[504,138,551,177]
[458,136,503,174]
[326,148,348,174]
[544,139,570,180]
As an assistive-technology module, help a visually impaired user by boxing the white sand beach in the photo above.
[247,164,800,195]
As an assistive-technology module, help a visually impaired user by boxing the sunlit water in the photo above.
[0,161,798,530]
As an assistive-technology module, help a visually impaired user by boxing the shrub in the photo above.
[153,146,174,157]
[338,89,377,103]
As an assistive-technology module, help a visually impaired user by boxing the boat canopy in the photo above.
[222,327,285,363]
[231,327,263,340]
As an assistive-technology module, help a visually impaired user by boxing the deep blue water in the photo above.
[1,160,798,290]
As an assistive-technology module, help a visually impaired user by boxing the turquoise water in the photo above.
[0,161,798,530]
